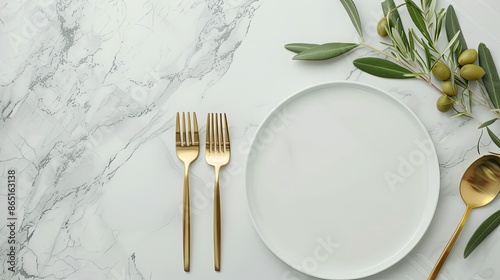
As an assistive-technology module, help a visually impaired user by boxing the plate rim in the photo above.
[245,80,440,279]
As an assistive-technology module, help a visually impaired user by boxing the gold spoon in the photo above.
[428,155,500,280]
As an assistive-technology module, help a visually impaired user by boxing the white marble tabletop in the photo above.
[2,0,500,279]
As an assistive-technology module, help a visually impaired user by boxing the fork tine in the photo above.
[176,112,181,146]
[216,113,221,152]
[187,112,192,146]
[213,113,217,152]
[223,113,229,151]
[217,113,222,152]
[206,113,210,151]
[211,113,215,152]
[181,112,186,146]
[211,113,214,151]
[193,112,199,145]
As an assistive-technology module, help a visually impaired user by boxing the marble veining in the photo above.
[1,0,259,279]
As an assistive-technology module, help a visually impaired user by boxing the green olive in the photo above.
[460,64,486,81]
[442,80,458,96]
[432,62,451,81]
[436,95,453,112]
[377,18,388,37]
[458,49,478,66]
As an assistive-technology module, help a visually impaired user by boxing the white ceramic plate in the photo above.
[246,81,440,279]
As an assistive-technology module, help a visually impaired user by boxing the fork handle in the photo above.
[183,163,191,272]
[214,165,221,271]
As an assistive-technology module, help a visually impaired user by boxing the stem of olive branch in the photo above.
[359,42,413,70]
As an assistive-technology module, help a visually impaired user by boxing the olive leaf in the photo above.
[408,30,416,61]
[464,210,500,258]
[353,57,415,79]
[285,43,320,54]
[445,5,467,58]
[420,0,432,10]
[292,43,359,61]
[440,31,461,62]
[454,74,468,88]
[405,0,431,43]
[487,128,500,148]
[478,118,498,129]
[479,43,500,109]
[340,0,363,39]
[451,112,469,118]
[382,0,408,48]
[424,43,432,70]
[433,7,446,42]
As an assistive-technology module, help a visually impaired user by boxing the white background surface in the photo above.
[1,0,500,279]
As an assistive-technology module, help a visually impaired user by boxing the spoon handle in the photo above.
[428,206,472,280]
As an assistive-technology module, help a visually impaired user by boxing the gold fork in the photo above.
[205,113,231,271]
[175,112,200,272]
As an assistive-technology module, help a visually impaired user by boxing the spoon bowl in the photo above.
[460,155,500,208]
[428,155,500,280]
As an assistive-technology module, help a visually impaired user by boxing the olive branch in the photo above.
[286,0,500,147]
[285,0,500,260]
